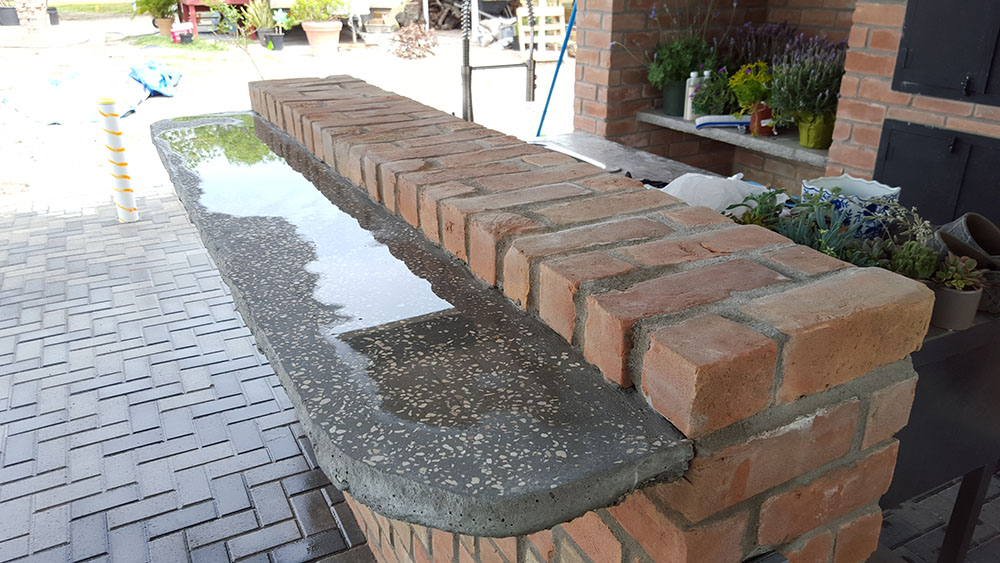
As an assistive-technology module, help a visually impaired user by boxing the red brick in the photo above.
[616,225,790,267]
[758,442,899,545]
[782,531,834,563]
[607,493,748,563]
[324,125,442,168]
[361,141,478,193]
[832,121,852,142]
[650,400,860,522]
[945,116,1000,139]
[584,260,789,386]
[394,161,529,212]
[477,163,604,192]
[912,96,974,117]
[763,245,852,276]
[863,376,917,449]
[836,99,886,125]
[560,512,622,563]
[850,124,882,148]
[440,184,587,260]
[827,144,878,174]
[578,174,646,192]
[520,153,579,167]
[433,144,544,168]
[742,268,933,402]
[834,510,882,563]
[535,190,681,225]
[528,530,554,561]
[839,75,860,98]
[660,206,732,227]
[973,104,1000,121]
[418,183,477,243]
[868,28,901,52]
[885,106,946,128]
[851,2,905,26]
[847,24,868,48]
[468,213,545,285]
[642,315,777,437]
[432,530,455,562]
[502,218,671,308]
[844,51,896,78]
[801,8,838,27]
[538,252,635,341]
[382,160,433,213]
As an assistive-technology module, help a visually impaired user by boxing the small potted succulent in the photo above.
[134,0,177,36]
[729,61,773,136]
[769,35,847,149]
[290,0,348,56]
[889,241,937,282]
[931,254,987,331]
[648,36,714,117]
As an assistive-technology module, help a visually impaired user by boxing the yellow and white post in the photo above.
[98,99,140,223]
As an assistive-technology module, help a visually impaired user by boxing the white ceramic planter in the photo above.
[801,174,901,238]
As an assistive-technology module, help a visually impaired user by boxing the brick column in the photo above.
[251,76,934,563]
[827,0,1000,178]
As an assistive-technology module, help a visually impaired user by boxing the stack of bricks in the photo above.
[249,75,934,563]
[827,0,1000,178]
[14,0,46,31]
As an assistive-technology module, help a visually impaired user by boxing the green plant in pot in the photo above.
[931,254,987,331]
[290,0,348,56]
[692,67,739,116]
[134,0,176,36]
[266,9,290,50]
[889,241,937,281]
[244,0,276,44]
[649,36,713,117]
[729,61,773,136]
[770,35,847,149]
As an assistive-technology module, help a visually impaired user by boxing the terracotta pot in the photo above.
[931,286,983,331]
[155,17,174,36]
[749,102,774,137]
[302,20,343,56]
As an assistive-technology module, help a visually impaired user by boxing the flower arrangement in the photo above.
[728,61,771,114]
[768,34,847,148]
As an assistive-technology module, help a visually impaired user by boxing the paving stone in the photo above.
[271,528,349,563]
[211,473,252,516]
[147,531,188,563]
[145,500,217,538]
[71,485,140,519]
[107,522,148,563]
[176,467,213,508]
[290,490,338,535]
[227,520,302,560]
[70,512,109,561]
[0,496,31,542]
[187,509,260,549]
[106,492,179,529]
[251,482,293,525]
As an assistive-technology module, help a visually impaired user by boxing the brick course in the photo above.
[250,76,933,563]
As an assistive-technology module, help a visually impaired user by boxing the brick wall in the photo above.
[827,0,1000,178]
[765,0,855,42]
[735,149,826,192]
[249,76,934,563]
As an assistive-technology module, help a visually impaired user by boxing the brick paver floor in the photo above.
[878,469,1000,563]
[0,194,374,562]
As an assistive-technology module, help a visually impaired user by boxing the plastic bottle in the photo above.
[683,71,702,121]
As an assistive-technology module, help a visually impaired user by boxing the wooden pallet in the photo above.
[516,5,565,61]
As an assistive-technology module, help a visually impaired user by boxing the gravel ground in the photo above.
[0,17,574,215]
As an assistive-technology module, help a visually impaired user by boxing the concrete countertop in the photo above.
[152,113,692,537]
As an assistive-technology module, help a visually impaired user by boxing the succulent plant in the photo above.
[725,189,786,228]
[933,255,987,291]
[889,241,938,280]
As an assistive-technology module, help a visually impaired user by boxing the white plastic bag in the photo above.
[657,173,787,218]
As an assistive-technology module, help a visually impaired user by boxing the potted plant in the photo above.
[691,66,739,116]
[931,254,987,331]
[729,61,773,136]
[265,9,290,50]
[134,0,176,36]
[0,0,18,26]
[244,0,276,44]
[648,36,714,117]
[770,35,847,149]
[889,241,937,282]
[290,0,348,56]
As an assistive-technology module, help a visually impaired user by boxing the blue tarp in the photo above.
[129,60,181,97]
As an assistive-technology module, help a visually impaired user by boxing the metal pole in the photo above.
[422,0,429,30]
[461,0,473,121]
[525,0,536,102]
[536,0,576,137]
[98,99,140,223]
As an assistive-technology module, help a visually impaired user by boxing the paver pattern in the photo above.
[0,194,373,562]
[880,471,1000,563]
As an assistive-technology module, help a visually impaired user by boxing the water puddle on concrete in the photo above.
[161,120,452,335]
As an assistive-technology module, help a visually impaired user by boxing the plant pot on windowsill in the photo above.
[749,102,774,137]
[0,6,19,25]
[301,20,343,56]
[661,80,685,117]
[795,111,835,149]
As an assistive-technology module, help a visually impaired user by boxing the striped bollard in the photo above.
[98,99,140,223]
